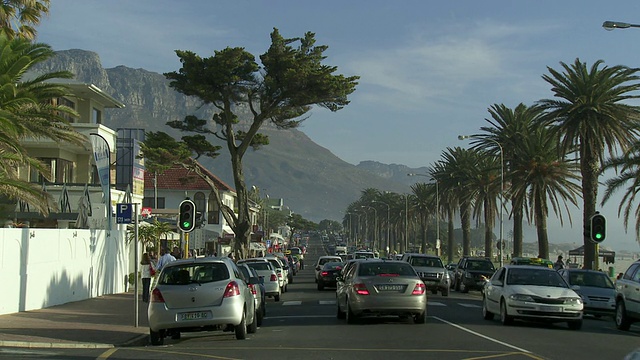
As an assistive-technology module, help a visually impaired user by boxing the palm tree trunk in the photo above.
[534,201,549,258]
[512,198,523,257]
[447,209,455,263]
[581,145,600,270]
[484,198,493,260]
[461,202,471,256]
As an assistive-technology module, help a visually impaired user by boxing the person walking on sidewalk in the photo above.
[141,253,155,303]
[156,247,176,272]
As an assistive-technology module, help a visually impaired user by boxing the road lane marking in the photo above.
[265,315,336,319]
[319,300,336,305]
[428,302,446,306]
[432,316,537,356]
[282,301,302,306]
[458,303,481,308]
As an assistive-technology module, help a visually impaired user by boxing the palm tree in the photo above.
[431,164,457,263]
[0,0,50,40]
[467,153,501,260]
[537,58,640,269]
[476,103,544,257]
[410,182,433,254]
[510,126,582,258]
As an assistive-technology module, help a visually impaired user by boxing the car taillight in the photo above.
[270,274,277,282]
[321,271,329,277]
[151,288,165,303]
[412,283,426,295]
[248,283,257,295]
[277,272,282,278]
[223,281,241,298]
[354,283,369,295]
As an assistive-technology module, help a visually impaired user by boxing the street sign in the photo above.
[266,240,272,248]
[141,207,152,218]
[116,203,132,224]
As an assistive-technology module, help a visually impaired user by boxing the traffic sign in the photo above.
[116,203,132,224]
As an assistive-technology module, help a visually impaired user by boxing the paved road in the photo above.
[2,234,638,360]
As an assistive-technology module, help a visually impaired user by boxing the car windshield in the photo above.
[567,271,615,289]
[246,262,272,271]
[159,263,229,285]
[507,268,568,288]
[409,257,443,268]
[467,260,495,271]
[358,262,416,277]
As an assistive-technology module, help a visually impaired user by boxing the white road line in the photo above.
[265,315,336,319]
[319,300,336,305]
[428,302,446,306]
[458,303,481,308]
[432,316,533,354]
[282,301,302,306]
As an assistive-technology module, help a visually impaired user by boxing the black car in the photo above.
[454,257,495,293]
[318,261,344,290]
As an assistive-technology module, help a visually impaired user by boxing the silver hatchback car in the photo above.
[148,257,257,345]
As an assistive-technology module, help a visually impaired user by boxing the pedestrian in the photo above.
[553,255,565,270]
[228,252,236,262]
[156,247,176,272]
[140,253,155,303]
[172,246,182,260]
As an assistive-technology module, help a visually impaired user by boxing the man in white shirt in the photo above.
[156,247,176,271]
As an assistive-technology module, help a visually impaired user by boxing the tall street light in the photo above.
[407,173,440,255]
[458,135,504,267]
[603,21,640,30]
[372,200,390,256]
[361,205,377,252]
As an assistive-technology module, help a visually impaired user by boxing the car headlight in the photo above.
[509,294,535,302]
[562,297,583,305]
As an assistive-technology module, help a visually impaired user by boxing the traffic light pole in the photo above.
[184,231,189,259]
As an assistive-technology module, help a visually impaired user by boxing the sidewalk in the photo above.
[0,292,149,349]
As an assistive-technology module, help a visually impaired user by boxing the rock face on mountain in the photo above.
[34,50,410,222]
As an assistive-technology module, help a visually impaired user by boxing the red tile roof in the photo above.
[144,162,235,192]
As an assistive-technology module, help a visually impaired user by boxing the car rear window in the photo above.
[246,262,273,271]
[319,257,341,265]
[467,260,495,271]
[159,263,229,285]
[358,262,416,277]
[323,262,343,270]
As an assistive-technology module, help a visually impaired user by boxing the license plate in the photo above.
[181,311,209,320]
[539,305,562,312]
[377,284,405,291]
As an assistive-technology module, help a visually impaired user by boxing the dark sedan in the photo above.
[318,261,343,290]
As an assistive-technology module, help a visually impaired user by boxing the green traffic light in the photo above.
[183,221,191,228]
[595,233,603,239]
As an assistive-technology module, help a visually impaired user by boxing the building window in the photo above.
[31,158,73,183]
[92,108,101,124]
[208,193,220,225]
[52,97,76,123]
[143,197,165,209]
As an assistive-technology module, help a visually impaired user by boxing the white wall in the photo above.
[0,228,130,315]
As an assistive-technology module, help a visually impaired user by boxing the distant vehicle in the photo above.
[401,253,450,296]
[148,257,258,345]
[238,258,281,302]
[237,263,266,326]
[317,261,344,290]
[336,259,427,324]
[510,257,553,268]
[614,259,640,330]
[454,257,496,293]
[558,268,616,318]
[335,245,347,255]
[315,256,343,282]
[483,265,583,330]
[353,251,376,259]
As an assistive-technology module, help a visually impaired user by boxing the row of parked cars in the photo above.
[147,252,299,345]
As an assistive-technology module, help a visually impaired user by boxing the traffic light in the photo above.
[590,213,606,243]
[178,200,196,232]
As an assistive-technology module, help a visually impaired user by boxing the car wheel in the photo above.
[247,310,258,334]
[235,311,247,340]
[318,282,324,291]
[414,310,427,324]
[482,296,494,320]
[616,300,632,331]
[274,293,280,302]
[567,319,582,330]
[257,306,264,327]
[441,287,449,297]
[289,276,294,284]
[500,299,513,325]
[262,302,267,316]
[149,329,164,346]
[170,331,181,340]
[454,278,461,291]
[346,299,358,324]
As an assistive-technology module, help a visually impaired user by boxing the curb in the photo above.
[0,334,148,349]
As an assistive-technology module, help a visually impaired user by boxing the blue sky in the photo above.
[35,1,640,252]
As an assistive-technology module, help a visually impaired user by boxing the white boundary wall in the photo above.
[0,228,130,315]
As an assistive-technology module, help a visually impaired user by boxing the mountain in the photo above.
[34,50,413,222]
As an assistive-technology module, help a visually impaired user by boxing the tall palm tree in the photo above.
[410,182,433,254]
[431,163,457,263]
[467,153,501,260]
[476,103,544,257]
[0,0,50,40]
[510,126,582,258]
[537,58,640,269]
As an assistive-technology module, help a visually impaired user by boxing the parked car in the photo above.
[317,261,344,290]
[264,255,289,292]
[148,257,258,345]
[315,255,343,282]
[454,257,496,293]
[401,253,450,296]
[238,263,266,326]
[614,260,640,330]
[237,258,281,302]
[336,259,427,324]
[558,268,616,318]
[482,265,583,330]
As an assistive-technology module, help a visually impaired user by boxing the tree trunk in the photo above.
[581,143,600,270]
[534,200,549,259]
[512,198,523,257]
[447,210,455,263]
[461,202,471,256]
[484,198,493,260]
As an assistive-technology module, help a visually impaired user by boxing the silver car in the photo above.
[239,258,281,302]
[558,268,616,318]
[238,263,266,326]
[401,253,450,296]
[148,257,257,344]
[336,260,427,324]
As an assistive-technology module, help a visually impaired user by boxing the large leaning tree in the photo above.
[142,28,358,257]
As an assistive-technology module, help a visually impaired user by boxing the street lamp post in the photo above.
[407,173,440,254]
[603,21,640,30]
[458,135,504,267]
[361,205,377,252]
[372,200,390,256]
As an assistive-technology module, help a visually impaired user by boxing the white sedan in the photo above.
[482,265,583,330]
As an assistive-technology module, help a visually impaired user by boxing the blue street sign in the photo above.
[266,240,271,248]
[116,203,133,224]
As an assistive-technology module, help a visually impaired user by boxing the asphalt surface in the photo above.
[0,292,149,349]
